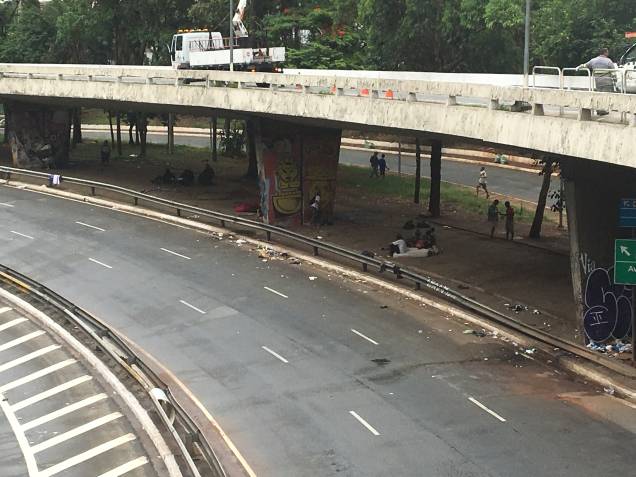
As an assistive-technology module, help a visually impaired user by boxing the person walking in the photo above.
[378,154,389,178]
[100,140,111,165]
[504,201,515,240]
[369,152,379,178]
[476,166,489,198]
[487,199,500,238]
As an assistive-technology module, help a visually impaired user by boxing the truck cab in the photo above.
[170,31,223,69]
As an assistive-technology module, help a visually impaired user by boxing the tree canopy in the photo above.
[0,0,633,72]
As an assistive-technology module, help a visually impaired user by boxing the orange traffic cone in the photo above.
[385,89,394,99]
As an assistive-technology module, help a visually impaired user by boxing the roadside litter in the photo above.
[586,340,632,358]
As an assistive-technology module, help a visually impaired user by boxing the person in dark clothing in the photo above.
[162,167,176,184]
[198,162,215,186]
[369,152,379,178]
[178,169,195,186]
[487,199,500,238]
[100,141,111,165]
[378,154,389,177]
[504,201,515,240]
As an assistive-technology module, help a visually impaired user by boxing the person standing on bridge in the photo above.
[578,48,616,114]
[369,152,379,178]
[476,166,489,198]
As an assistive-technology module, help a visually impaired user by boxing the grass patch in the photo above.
[338,164,538,222]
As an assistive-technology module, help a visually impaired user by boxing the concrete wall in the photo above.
[563,159,635,344]
[255,118,340,225]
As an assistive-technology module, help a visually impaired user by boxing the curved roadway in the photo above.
[1,184,634,477]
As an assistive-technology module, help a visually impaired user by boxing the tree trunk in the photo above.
[107,111,115,146]
[211,116,218,162]
[72,108,82,147]
[139,115,148,157]
[3,104,10,144]
[529,159,554,239]
[429,140,442,217]
[414,138,421,204]
[167,113,175,155]
[116,113,122,157]
[245,120,258,179]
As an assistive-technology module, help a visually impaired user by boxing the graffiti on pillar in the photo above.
[302,131,341,222]
[272,153,302,216]
[583,267,632,342]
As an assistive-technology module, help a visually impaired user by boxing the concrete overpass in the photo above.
[1,64,636,342]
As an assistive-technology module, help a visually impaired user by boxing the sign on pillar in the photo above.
[614,239,636,285]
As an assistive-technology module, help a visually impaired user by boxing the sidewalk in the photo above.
[0,140,578,344]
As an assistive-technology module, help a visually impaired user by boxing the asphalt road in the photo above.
[82,130,546,203]
[1,185,634,477]
[0,298,158,477]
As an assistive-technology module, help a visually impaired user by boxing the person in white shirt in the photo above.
[476,166,490,198]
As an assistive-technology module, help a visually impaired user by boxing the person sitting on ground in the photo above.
[198,162,215,186]
[152,167,177,185]
[178,169,195,186]
[100,140,111,165]
[390,234,408,256]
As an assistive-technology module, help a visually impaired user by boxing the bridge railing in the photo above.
[1,165,635,378]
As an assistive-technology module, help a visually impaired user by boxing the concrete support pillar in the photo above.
[578,108,592,121]
[532,103,544,116]
[254,118,341,225]
[562,158,636,344]
[211,116,218,162]
[428,140,442,217]
[5,101,71,169]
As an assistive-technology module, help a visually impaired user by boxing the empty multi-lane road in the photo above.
[1,183,634,476]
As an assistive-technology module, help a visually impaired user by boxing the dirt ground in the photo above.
[0,140,579,343]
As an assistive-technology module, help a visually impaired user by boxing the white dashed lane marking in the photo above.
[75,221,106,232]
[10,230,34,240]
[351,328,379,345]
[262,346,289,364]
[349,411,381,436]
[160,247,191,260]
[468,397,507,422]
[263,286,288,299]
[179,299,207,314]
[0,202,15,207]
[89,258,113,269]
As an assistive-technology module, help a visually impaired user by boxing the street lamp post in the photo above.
[229,0,234,72]
[523,0,531,87]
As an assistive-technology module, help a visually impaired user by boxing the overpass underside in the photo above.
[1,66,635,347]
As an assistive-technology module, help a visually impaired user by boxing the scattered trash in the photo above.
[371,358,390,365]
[316,236,323,239]
[505,303,528,313]
[308,276,317,281]
[603,386,615,396]
[587,340,632,356]
[418,330,423,334]
[532,309,541,315]
[288,258,301,265]
[235,239,247,245]
[379,305,388,309]
[525,348,536,355]
[463,329,473,334]
[463,329,488,337]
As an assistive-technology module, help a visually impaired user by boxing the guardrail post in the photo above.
[415,282,421,290]
[313,246,319,256]
[270,84,279,91]
[90,186,95,196]
[87,75,93,82]
[336,87,344,96]
[532,103,544,116]
[370,90,379,99]
[146,77,153,85]
[266,231,271,241]
[27,73,33,79]
[489,99,499,110]
[303,85,310,94]
[134,197,138,206]
[205,78,211,88]
[407,92,416,102]
[447,95,457,106]
[57,74,63,81]
[176,208,181,217]
[220,219,225,228]
[578,108,592,121]
[116,76,122,84]
[362,263,368,272]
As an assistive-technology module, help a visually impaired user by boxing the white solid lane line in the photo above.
[179,299,207,314]
[0,316,27,331]
[351,328,379,345]
[31,412,123,454]
[160,247,191,260]
[263,286,288,299]
[0,306,12,315]
[22,393,108,431]
[10,230,34,240]
[468,397,507,422]
[97,456,149,477]
[0,345,61,373]
[38,433,136,477]
[0,330,46,353]
[0,359,77,393]
[12,375,93,412]
[262,346,289,363]
[349,411,381,436]
[75,221,106,232]
[0,392,38,477]
[0,202,15,207]
[89,257,113,269]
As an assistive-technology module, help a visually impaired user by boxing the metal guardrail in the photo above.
[1,165,634,377]
[534,65,636,94]
[0,264,226,477]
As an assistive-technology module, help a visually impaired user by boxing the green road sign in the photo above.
[614,239,636,285]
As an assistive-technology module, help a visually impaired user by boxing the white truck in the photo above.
[169,0,285,71]
[617,36,636,93]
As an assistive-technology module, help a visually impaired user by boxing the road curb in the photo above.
[3,179,634,402]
